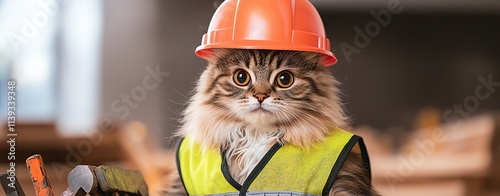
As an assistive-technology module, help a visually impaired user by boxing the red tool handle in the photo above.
[26,154,54,196]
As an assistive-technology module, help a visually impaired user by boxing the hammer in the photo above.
[62,165,148,196]
[60,165,100,196]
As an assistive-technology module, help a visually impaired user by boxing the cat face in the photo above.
[204,49,329,126]
[181,49,348,148]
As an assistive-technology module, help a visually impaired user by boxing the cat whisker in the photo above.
[275,108,296,126]
[173,88,191,101]
[279,106,330,134]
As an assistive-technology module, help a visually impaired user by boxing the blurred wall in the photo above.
[325,13,500,130]
[158,1,227,147]
[100,0,163,139]
[100,1,218,147]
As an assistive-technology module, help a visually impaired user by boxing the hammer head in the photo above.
[61,165,98,196]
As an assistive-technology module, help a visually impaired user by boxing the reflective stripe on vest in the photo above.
[176,129,371,196]
[207,190,318,196]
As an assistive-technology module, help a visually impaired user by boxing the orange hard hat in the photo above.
[195,0,337,66]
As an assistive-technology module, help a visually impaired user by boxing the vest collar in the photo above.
[220,142,282,194]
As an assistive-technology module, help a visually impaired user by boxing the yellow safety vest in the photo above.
[176,129,371,196]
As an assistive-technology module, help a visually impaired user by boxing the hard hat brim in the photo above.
[195,40,337,66]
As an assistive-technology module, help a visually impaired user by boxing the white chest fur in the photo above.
[224,128,282,184]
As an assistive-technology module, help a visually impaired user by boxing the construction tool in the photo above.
[21,154,148,195]
[60,165,99,196]
[60,164,148,196]
[26,154,54,196]
[95,165,148,196]
[0,173,26,196]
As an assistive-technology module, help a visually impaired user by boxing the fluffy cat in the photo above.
[163,49,378,195]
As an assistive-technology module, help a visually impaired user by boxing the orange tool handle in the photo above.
[26,154,54,196]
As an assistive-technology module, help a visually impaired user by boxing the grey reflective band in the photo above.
[207,191,320,196]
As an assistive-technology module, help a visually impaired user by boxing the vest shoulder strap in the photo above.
[322,135,371,195]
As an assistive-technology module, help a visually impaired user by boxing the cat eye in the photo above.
[275,71,294,88]
[233,69,251,86]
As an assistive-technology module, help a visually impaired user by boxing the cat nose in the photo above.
[254,93,268,103]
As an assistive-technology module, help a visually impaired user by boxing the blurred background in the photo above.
[0,0,499,195]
